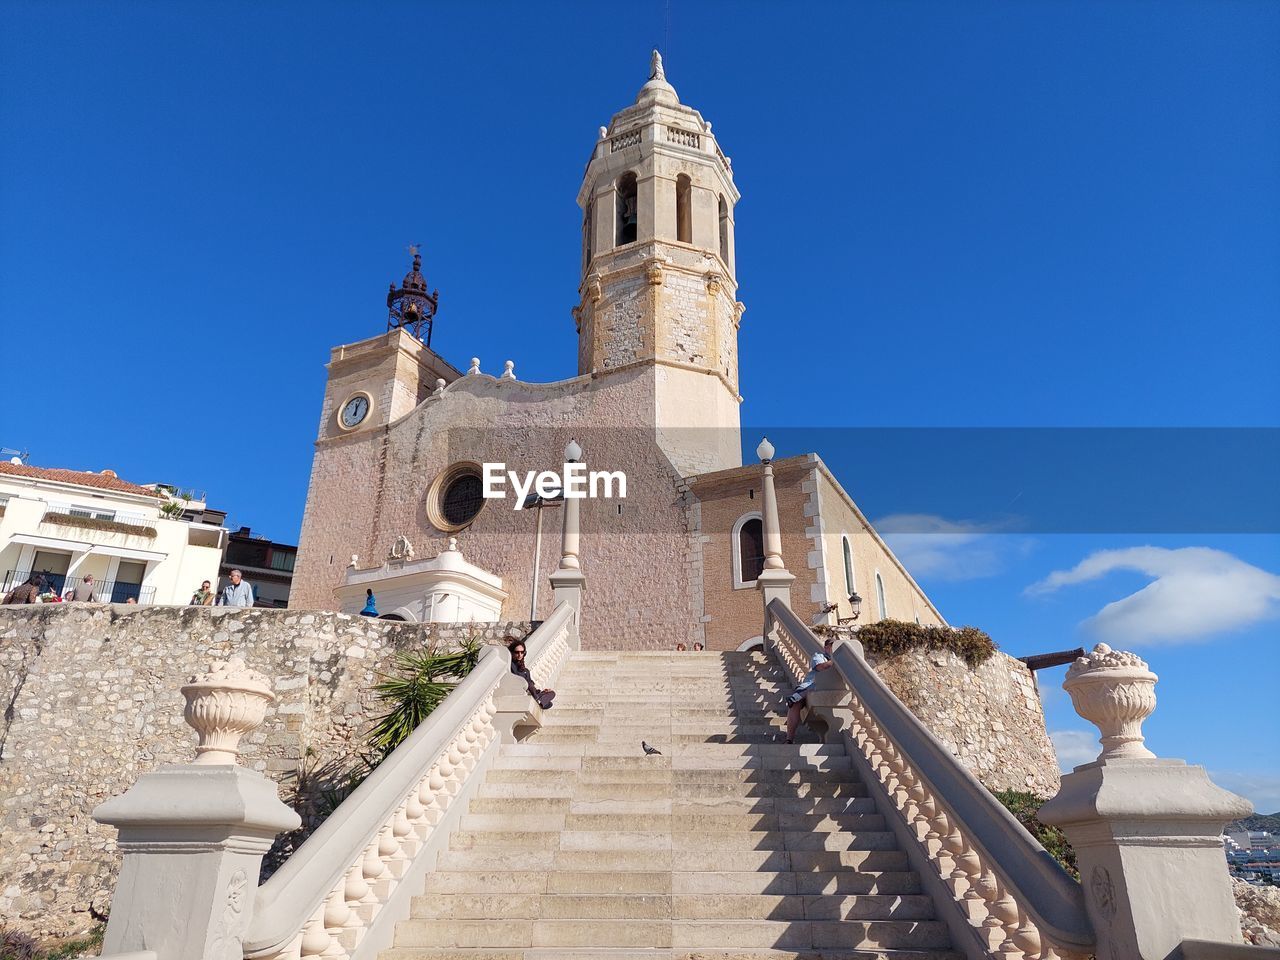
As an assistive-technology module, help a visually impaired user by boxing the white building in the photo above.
[0,461,226,605]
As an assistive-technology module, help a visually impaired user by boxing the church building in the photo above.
[291,53,944,650]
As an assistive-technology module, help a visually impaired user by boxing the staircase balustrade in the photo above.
[766,599,1095,960]
[243,602,576,960]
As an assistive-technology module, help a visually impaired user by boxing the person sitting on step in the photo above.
[509,640,555,710]
[784,635,836,744]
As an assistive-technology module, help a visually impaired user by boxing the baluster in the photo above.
[405,780,427,827]
[971,867,1000,930]
[423,765,446,824]
[299,906,332,959]
[360,837,387,903]
[392,801,415,855]
[1012,905,1043,959]
[930,809,957,876]
[988,878,1023,957]
[342,860,369,927]
[378,820,403,870]
[446,744,466,792]
[320,886,351,957]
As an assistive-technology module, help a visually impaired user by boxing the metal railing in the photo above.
[767,598,1095,959]
[3,569,156,604]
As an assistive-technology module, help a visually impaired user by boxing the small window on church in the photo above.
[427,462,487,532]
[717,194,729,264]
[616,172,638,246]
[583,199,594,272]
[734,514,765,587]
[875,572,887,620]
[676,175,692,243]
[842,535,854,596]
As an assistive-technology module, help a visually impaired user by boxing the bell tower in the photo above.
[574,51,744,476]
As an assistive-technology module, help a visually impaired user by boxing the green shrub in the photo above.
[993,788,1078,879]
[848,618,997,667]
[367,635,484,757]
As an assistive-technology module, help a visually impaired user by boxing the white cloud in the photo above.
[1050,729,1099,772]
[1209,771,1280,816]
[875,513,1031,582]
[1025,546,1280,646]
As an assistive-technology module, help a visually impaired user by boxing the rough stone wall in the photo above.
[0,604,529,939]
[661,269,711,368]
[865,647,1061,796]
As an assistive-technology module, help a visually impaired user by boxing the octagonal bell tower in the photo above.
[574,51,744,476]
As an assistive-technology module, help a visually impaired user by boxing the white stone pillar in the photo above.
[754,438,795,627]
[1039,644,1252,960]
[93,659,301,960]
[549,438,586,617]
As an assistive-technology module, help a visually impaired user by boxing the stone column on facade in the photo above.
[1038,644,1252,960]
[755,438,795,640]
[92,659,301,960]
[549,438,587,622]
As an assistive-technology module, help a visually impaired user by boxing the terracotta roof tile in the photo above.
[0,461,164,498]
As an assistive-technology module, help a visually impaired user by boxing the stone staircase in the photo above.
[381,650,960,960]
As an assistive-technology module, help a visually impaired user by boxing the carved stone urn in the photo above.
[180,658,275,765]
[1062,643,1158,762]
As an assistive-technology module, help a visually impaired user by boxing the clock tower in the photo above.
[315,250,460,443]
[574,51,745,476]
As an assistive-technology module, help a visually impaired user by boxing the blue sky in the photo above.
[2,3,1277,807]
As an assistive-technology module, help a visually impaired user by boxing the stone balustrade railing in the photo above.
[243,601,577,960]
[90,603,577,960]
[767,599,1094,960]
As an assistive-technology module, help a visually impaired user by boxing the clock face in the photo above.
[341,395,369,428]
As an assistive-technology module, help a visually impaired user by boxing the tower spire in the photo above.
[637,48,678,105]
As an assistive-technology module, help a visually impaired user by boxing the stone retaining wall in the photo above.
[867,647,1061,796]
[0,604,529,939]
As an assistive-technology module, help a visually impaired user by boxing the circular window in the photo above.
[427,462,487,532]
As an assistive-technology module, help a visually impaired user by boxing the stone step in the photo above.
[489,755,853,774]
[466,795,880,816]
[394,918,952,950]
[434,847,911,874]
[425,868,922,896]
[414,892,937,922]
[502,743,844,759]
[448,829,901,852]
[456,812,886,834]
[382,950,958,960]
[477,778,871,799]
[484,767,858,786]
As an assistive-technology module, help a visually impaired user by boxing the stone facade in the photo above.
[0,604,528,938]
[866,647,1062,796]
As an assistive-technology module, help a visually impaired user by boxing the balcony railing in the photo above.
[3,569,156,604]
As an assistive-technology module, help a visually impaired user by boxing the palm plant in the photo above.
[367,635,483,757]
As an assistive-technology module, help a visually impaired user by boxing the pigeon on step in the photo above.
[641,741,662,756]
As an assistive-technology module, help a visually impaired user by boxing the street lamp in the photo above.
[522,487,563,622]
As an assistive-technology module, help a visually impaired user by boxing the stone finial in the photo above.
[1063,643,1158,762]
[349,554,358,567]
[467,357,481,375]
[433,378,446,397]
[598,125,608,140]
[446,536,459,552]
[650,49,665,81]
[501,360,516,380]
[181,658,275,765]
